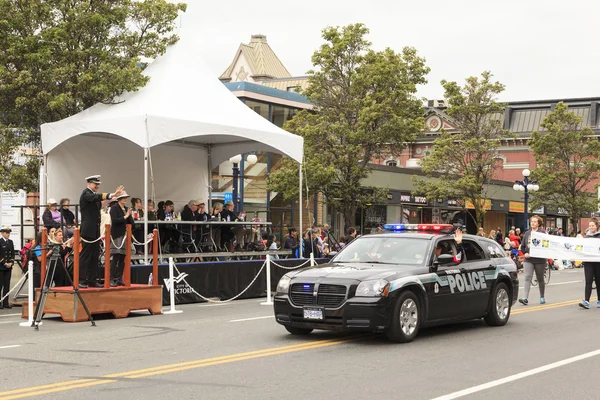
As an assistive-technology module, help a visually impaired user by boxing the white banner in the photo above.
[530,232,600,261]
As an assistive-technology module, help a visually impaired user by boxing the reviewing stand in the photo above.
[22,226,162,323]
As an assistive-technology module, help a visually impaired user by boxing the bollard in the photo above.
[310,252,315,267]
[20,263,39,327]
[164,257,182,314]
[40,228,47,291]
[261,255,273,306]
[152,229,159,286]
[104,224,111,288]
[124,224,132,287]
[73,228,80,288]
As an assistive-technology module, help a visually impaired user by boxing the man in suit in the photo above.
[79,175,124,288]
[0,227,15,308]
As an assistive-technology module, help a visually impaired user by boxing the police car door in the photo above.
[426,238,464,321]
[459,239,492,317]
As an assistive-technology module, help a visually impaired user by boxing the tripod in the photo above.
[32,245,96,330]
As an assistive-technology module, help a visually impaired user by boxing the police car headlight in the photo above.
[355,279,389,297]
[276,275,292,294]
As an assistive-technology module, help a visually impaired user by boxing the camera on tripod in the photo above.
[40,242,63,259]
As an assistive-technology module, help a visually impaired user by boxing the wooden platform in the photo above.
[22,284,163,322]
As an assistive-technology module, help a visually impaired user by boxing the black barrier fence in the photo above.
[126,258,328,306]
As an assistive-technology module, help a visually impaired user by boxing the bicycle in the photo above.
[531,263,551,286]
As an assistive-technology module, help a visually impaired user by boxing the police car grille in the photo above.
[318,284,347,295]
[317,285,346,307]
[290,284,315,306]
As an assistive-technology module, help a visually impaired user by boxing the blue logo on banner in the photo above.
[224,192,232,203]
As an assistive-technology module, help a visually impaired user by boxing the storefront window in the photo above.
[402,206,421,224]
[386,206,402,224]
[422,208,433,224]
[441,210,466,225]
[245,100,270,120]
[364,205,387,233]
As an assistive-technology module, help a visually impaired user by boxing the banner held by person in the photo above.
[529,232,600,262]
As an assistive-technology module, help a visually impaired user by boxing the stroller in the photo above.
[510,248,523,271]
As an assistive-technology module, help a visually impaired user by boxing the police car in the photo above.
[273,224,518,342]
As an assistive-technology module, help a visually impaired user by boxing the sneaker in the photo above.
[540,297,546,304]
[518,298,528,305]
[579,300,590,309]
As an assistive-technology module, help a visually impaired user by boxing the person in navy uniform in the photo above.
[79,175,124,288]
[0,227,15,308]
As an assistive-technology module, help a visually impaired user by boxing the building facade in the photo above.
[220,35,597,237]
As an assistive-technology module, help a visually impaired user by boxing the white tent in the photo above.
[40,6,304,258]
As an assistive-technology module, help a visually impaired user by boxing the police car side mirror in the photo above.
[434,254,455,266]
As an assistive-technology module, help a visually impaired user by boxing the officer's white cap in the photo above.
[86,175,101,184]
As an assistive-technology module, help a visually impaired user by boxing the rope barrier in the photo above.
[0,270,29,305]
[269,258,312,270]
[80,236,104,244]
[172,260,266,303]
[132,234,154,246]
[110,236,127,250]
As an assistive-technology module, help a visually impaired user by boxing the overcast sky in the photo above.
[186,0,597,102]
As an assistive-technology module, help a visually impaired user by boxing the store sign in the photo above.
[465,199,492,211]
[509,201,525,213]
[399,193,429,205]
[529,205,544,214]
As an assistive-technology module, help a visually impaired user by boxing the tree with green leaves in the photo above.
[413,71,507,229]
[268,23,429,230]
[529,102,600,233]
[0,0,186,191]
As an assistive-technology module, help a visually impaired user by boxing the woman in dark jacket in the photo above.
[59,198,76,238]
[109,192,134,286]
[579,218,600,309]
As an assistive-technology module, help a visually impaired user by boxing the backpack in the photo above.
[19,242,33,272]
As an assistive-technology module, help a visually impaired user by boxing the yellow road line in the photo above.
[0,336,365,400]
[512,297,597,315]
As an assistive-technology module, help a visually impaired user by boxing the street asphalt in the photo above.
[0,268,598,400]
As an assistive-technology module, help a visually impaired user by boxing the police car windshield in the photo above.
[334,236,429,266]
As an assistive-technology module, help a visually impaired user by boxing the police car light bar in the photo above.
[383,224,454,232]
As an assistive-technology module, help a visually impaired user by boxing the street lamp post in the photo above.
[513,169,539,230]
[229,154,258,213]
[229,155,242,212]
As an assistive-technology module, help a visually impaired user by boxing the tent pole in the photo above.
[39,155,47,213]
[299,164,302,257]
[144,147,149,265]
[208,145,212,210]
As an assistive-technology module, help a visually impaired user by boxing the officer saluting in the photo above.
[79,175,124,288]
[0,227,15,308]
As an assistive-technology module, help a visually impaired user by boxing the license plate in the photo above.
[303,307,324,320]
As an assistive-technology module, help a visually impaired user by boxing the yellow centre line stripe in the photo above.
[0,336,367,400]
[512,297,597,315]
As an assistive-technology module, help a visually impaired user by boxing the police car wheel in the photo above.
[484,282,511,326]
[387,291,420,343]
[284,326,313,335]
